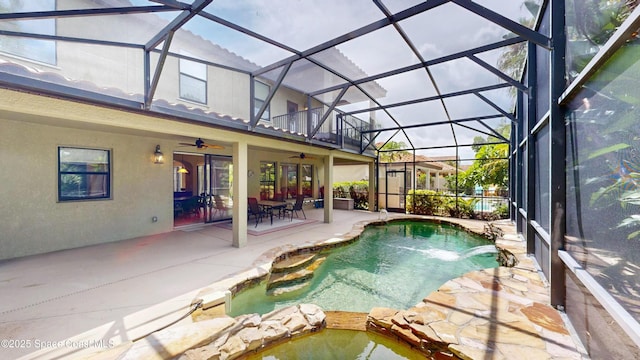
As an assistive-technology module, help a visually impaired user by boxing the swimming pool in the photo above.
[229,220,498,316]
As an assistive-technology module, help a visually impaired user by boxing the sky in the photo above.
[134,1,537,160]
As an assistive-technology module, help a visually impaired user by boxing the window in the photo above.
[58,147,110,201]
[254,80,270,121]
[179,55,207,104]
[0,0,57,65]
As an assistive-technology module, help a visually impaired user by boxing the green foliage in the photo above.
[492,204,510,220]
[443,197,478,219]
[406,190,479,218]
[406,190,445,216]
[455,124,510,192]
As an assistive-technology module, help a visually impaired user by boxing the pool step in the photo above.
[267,256,326,295]
[271,253,318,273]
[268,280,312,297]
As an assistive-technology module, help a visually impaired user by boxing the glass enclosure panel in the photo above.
[565,0,638,83]
[203,0,381,51]
[0,41,145,100]
[565,271,640,359]
[564,38,640,322]
[0,0,56,64]
[534,233,550,280]
[534,125,550,232]
[536,7,550,118]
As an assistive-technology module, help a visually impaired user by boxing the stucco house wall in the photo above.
[0,117,174,259]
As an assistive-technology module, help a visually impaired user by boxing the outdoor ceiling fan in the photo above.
[289,152,315,160]
[178,138,224,150]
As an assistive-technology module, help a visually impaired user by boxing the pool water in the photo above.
[244,329,425,360]
[230,221,498,316]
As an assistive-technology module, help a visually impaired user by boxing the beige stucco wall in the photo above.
[0,88,373,260]
[333,164,370,183]
[0,117,174,260]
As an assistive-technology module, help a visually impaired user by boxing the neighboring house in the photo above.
[0,0,384,260]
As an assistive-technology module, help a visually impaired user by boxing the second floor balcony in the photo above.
[271,108,377,155]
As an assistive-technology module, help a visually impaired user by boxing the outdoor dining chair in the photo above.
[248,197,269,227]
[284,195,306,221]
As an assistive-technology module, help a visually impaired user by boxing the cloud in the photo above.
[182,0,531,158]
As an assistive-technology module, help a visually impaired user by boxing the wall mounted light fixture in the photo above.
[154,145,164,164]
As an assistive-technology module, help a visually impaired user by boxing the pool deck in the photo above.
[0,209,585,359]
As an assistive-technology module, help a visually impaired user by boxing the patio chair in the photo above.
[284,194,306,221]
[248,197,268,227]
[213,195,228,218]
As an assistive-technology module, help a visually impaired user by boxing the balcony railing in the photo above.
[270,108,375,154]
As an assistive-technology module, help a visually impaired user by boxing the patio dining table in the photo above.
[257,200,289,225]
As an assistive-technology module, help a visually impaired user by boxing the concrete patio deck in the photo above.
[0,209,585,359]
[1,209,381,359]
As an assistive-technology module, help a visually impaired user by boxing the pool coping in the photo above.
[194,215,497,300]
[190,215,585,359]
[93,215,586,359]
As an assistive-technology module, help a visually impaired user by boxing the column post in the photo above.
[232,141,248,248]
[323,154,334,223]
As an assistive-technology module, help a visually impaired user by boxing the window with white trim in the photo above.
[179,55,207,104]
[254,80,270,121]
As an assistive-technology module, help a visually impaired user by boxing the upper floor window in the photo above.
[0,0,57,65]
[254,80,270,121]
[58,147,111,201]
[179,55,207,104]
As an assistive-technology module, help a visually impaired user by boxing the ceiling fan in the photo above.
[289,152,315,160]
[178,138,224,150]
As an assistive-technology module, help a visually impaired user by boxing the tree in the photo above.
[458,125,510,191]
[377,141,410,162]
[460,143,509,190]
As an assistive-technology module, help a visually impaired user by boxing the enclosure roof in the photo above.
[0,0,545,160]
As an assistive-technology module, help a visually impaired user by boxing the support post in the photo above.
[323,154,334,223]
[549,0,567,308]
[526,41,537,256]
[368,161,376,211]
[232,141,248,248]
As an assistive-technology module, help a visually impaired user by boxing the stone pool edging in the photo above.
[92,216,582,359]
[365,220,584,360]
[109,303,326,360]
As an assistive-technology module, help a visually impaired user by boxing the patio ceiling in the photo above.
[0,0,546,161]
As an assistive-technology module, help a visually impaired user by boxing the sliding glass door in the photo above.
[202,154,233,222]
